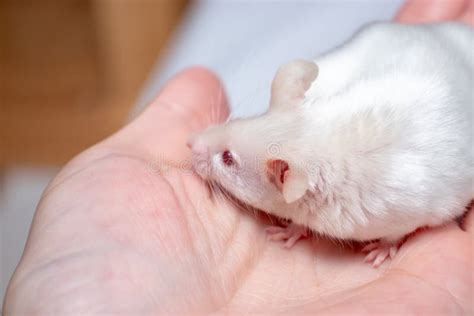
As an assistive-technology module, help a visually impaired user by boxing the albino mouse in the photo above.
[188,22,474,267]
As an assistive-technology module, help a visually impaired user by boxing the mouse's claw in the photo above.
[362,241,399,268]
[265,224,308,248]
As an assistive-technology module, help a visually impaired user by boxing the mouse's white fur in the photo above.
[191,22,473,244]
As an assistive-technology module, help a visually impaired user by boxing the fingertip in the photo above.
[395,0,467,23]
[154,66,230,127]
[103,66,230,159]
[158,66,222,99]
[458,0,474,26]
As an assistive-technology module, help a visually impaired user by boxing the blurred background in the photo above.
[0,0,403,308]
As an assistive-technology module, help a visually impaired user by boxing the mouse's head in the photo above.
[188,60,319,213]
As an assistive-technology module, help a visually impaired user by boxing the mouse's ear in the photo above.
[266,159,309,204]
[270,59,319,109]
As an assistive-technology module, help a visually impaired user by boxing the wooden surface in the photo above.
[1,0,188,165]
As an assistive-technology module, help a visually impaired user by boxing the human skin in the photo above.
[3,0,474,314]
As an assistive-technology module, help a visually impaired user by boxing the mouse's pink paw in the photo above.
[265,223,308,248]
[362,241,399,268]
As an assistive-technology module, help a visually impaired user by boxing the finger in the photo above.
[395,0,468,23]
[458,0,474,25]
[36,70,229,235]
[46,68,229,190]
[106,67,229,161]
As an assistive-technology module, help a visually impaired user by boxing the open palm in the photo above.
[4,68,472,315]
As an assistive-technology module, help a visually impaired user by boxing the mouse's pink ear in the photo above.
[270,59,319,109]
[266,159,309,204]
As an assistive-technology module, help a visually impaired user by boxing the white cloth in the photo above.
[134,0,404,118]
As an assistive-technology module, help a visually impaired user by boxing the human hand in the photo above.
[4,66,472,314]
[396,0,473,25]
[4,1,473,314]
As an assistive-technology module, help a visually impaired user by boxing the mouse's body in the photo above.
[189,22,474,266]
[296,22,474,242]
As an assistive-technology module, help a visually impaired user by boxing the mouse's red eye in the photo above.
[222,150,234,166]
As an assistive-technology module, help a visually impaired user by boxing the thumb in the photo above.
[106,67,230,161]
[48,67,229,189]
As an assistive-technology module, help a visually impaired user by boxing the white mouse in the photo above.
[188,22,474,267]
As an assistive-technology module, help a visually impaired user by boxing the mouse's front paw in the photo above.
[265,223,308,248]
[362,240,399,268]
